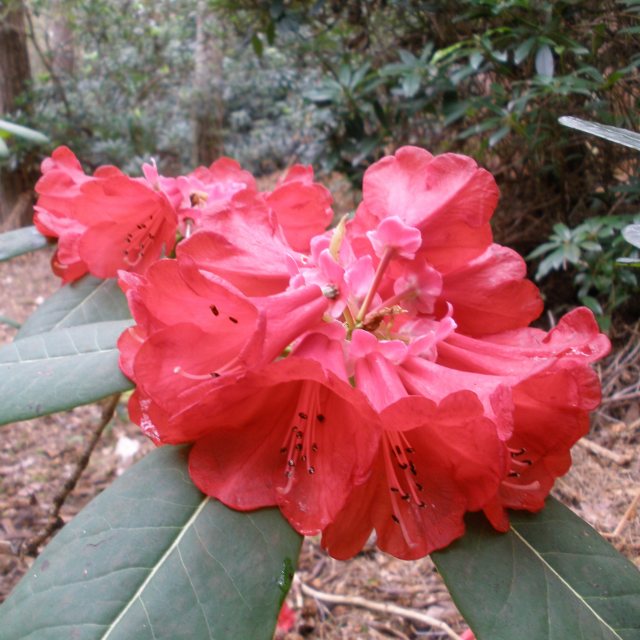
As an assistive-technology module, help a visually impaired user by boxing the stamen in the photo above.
[277,383,324,488]
[173,366,212,381]
[502,480,541,492]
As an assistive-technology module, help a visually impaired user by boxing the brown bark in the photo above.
[192,0,224,166]
[49,0,75,75]
[0,0,38,229]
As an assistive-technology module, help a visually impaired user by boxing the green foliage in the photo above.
[0,225,49,260]
[0,119,49,158]
[0,445,302,640]
[0,319,134,424]
[527,216,640,327]
[209,0,640,245]
[433,499,640,640]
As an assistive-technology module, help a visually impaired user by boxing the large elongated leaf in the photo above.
[432,498,640,640]
[559,116,640,151]
[18,276,131,339]
[0,225,49,261]
[0,118,50,144]
[0,320,133,425]
[0,445,302,639]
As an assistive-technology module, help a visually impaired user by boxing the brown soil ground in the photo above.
[1,241,639,640]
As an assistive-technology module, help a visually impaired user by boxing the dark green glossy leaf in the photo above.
[18,276,131,339]
[0,320,133,425]
[432,498,640,640]
[559,116,640,152]
[0,445,302,639]
[0,225,49,261]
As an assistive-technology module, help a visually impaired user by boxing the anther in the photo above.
[288,459,295,467]
[511,448,526,457]
[391,515,400,524]
[398,462,408,470]
[390,487,400,493]
[508,471,521,478]
[228,316,238,324]
[298,412,308,420]
[308,466,315,475]
[316,414,325,422]
[394,445,402,456]
[311,443,318,452]
[406,447,415,454]
[210,305,219,316]
[279,447,287,454]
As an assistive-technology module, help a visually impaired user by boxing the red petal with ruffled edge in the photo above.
[266,165,333,253]
[178,194,294,296]
[78,175,177,278]
[323,392,505,560]
[439,244,544,335]
[188,358,380,534]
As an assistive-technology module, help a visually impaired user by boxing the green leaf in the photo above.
[0,320,134,425]
[0,445,301,639]
[402,71,421,98]
[514,37,536,65]
[623,224,640,249]
[559,116,640,152]
[0,225,49,261]
[432,498,640,640]
[18,276,131,339]
[616,257,640,267]
[251,33,264,57]
[0,118,50,144]
[535,44,555,77]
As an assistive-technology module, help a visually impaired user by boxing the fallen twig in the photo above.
[576,437,633,466]
[605,488,640,539]
[23,394,121,555]
[299,579,462,640]
[600,390,640,407]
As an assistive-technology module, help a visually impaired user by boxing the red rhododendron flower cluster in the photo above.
[38,145,611,560]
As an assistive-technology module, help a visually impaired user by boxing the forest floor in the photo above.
[1,235,639,639]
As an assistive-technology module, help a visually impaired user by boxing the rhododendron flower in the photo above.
[114,145,610,560]
[34,146,177,280]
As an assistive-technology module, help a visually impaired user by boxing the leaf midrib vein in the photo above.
[99,496,210,639]
[510,525,622,639]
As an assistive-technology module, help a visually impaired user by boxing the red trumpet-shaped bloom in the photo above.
[110,144,609,559]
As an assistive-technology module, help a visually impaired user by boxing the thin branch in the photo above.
[604,488,640,539]
[576,437,633,466]
[600,391,640,406]
[298,580,463,640]
[23,4,73,120]
[23,393,121,555]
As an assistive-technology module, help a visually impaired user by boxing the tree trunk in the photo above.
[49,0,75,75]
[192,0,224,166]
[0,0,37,229]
